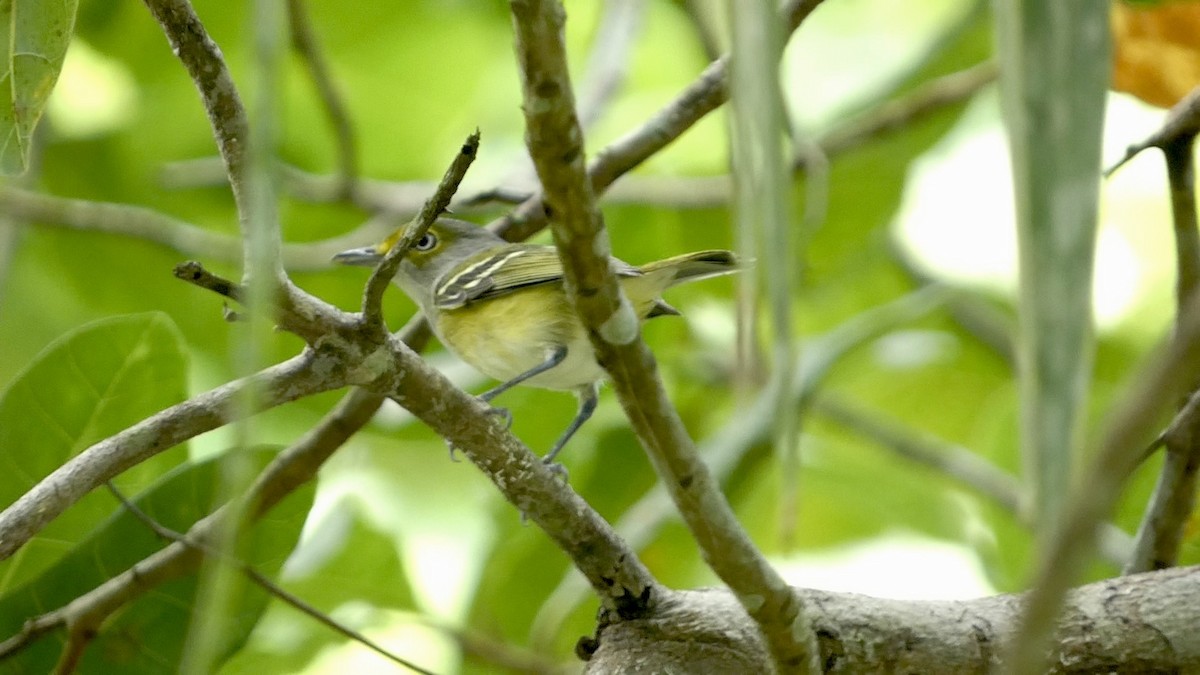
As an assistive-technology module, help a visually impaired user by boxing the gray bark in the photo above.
[584,565,1200,673]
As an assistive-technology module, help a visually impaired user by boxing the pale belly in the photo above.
[432,288,607,391]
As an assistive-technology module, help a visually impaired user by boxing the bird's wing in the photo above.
[433,245,639,309]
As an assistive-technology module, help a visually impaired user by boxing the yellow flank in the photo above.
[434,276,672,391]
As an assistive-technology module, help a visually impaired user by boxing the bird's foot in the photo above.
[445,404,513,461]
[543,456,569,482]
[482,402,513,430]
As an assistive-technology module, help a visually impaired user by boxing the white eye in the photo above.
[414,232,438,251]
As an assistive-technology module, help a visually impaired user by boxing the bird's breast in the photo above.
[434,286,604,391]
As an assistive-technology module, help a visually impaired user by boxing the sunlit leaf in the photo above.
[0,312,188,593]
[0,447,314,674]
[0,0,79,174]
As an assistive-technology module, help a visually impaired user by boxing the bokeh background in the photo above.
[0,0,1191,672]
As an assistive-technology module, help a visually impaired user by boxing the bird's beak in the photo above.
[332,246,384,267]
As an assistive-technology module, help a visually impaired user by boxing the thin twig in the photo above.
[1166,135,1200,336]
[287,0,359,199]
[174,259,352,345]
[174,261,246,303]
[361,130,480,327]
[891,242,1016,364]
[819,399,1023,512]
[103,482,435,674]
[158,56,991,219]
[813,398,1133,567]
[142,0,283,281]
[681,0,723,62]
[0,308,429,663]
[0,385,382,665]
[11,56,990,277]
[496,0,826,244]
[574,0,644,131]
[408,614,570,675]
[1128,389,1200,573]
[816,60,998,160]
[1105,84,1200,177]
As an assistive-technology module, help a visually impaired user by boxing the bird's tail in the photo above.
[627,250,738,318]
[638,250,739,288]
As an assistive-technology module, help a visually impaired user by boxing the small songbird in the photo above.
[334,217,736,465]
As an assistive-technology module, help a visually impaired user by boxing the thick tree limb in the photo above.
[585,567,1200,673]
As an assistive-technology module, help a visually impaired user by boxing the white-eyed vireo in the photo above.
[334,217,736,464]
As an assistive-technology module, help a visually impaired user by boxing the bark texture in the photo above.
[583,566,1200,673]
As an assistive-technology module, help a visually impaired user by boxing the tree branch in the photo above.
[585,568,1200,673]
[142,0,284,282]
[0,307,432,664]
[0,385,381,663]
[494,0,826,244]
[286,0,358,200]
[508,1,821,670]
[103,482,434,674]
[7,54,989,282]
[1010,290,1200,666]
[371,327,661,614]
[573,0,644,132]
[1105,84,1200,177]
[1127,387,1200,573]
[1113,81,1200,576]
[361,131,479,327]
[0,349,348,561]
[532,288,951,646]
[813,397,1134,568]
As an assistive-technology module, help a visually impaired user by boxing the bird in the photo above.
[334,217,737,465]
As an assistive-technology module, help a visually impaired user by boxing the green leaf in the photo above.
[0,312,188,593]
[0,446,315,674]
[0,0,79,174]
[220,512,417,673]
[994,1,1109,538]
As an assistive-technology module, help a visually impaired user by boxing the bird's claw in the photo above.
[543,457,569,482]
[484,404,513,430]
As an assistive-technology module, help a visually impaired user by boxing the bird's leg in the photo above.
[447,345,568,461]
[542,383,599,477]
[480,344,568,402]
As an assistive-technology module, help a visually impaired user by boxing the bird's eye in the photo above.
[414,233,438,251]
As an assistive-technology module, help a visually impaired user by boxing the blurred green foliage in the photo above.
[0,0,1181,673]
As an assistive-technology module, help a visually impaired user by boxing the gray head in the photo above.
[333,217,504,311]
